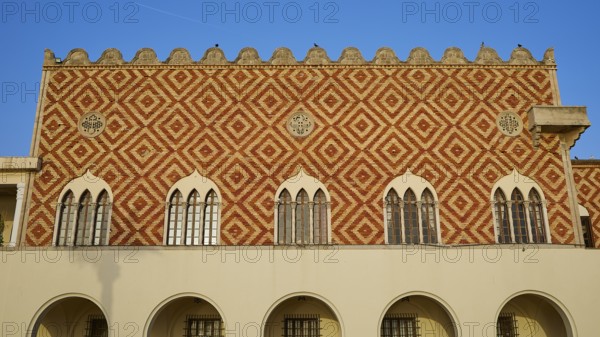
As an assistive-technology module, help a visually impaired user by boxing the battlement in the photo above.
[43,46,556,67]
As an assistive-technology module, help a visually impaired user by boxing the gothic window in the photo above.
[93,190,110,245]
[528,189,547,243]
[313,189,328,244]
[54,171,113,246]
[74,190,93,246]
[421,189,438,244]
[56,190,76,246]
[386,189,402,244]
[494,189,511,244]
[186,190,202,245]
[491,170,550,244]
[511,189,529,243]
[167,190,184,245]
[278,189,293,244]
[295,189,310,244]
[164,170,222,246]
[384,171,440,245]
[203,190,219,245]
[275,168,330,245]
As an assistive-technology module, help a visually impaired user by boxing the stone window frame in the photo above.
[274,168,331,245]
[163,170,222,246]
[491,169,551,244]
[383,170,442,245]
[53,170,113,246]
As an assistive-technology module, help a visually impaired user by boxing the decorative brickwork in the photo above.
[573,161,600,248]
[25,47,574,246]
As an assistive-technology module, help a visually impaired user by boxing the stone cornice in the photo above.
[43,46,557,69]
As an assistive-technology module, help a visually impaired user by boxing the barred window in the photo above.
[381,314,419,337]
[93,190,110,245]
[167,190,184,245]
[494,189,511,244]
[185,315,222,337]
[313,189,328,244]
[284,314,320,337]
[85,315,108,337]
[56,190,75,246]
[497,313,518,337]
[421,189,437,244]
[528,189,546,243]
[278,189,293,244]
[203,190,219,245]
[295,189,310,244]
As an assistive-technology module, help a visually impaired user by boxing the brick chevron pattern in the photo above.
[26,65,575,245]
[573,163,600,248]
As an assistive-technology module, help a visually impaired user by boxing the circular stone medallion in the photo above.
[78,112,106,138]
[496,111,523,137]
[286,111,315,137]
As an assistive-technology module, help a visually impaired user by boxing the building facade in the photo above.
[0,46,598,337]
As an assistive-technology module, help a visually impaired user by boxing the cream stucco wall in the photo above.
[1,245,596,337]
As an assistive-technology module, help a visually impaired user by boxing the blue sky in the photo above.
[1,0,598,158]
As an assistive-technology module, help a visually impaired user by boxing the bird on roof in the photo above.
[481,42,485,48]
[215,43,219,48]
[314,43,319,48]
[518,44,522,48]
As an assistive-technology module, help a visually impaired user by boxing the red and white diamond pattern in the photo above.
[26,67,573,246]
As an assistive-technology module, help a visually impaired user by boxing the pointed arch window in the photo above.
[203,190,219,245]
[56,191,76,246]
[383,171,441,245]
[278,189,293,244]
[54,171,113,246]
[511,189,529,243]
[494,189,511,244]
[421,189,438,244]
[93,190,110,245]
[164,171,222,246]
[528,189,546,243]
[74,191,93,246]
[186,190,202,245]
[167,190,184,245]
[386,189,402,244]
[275,168,331,245]
[403,189,419,244]
[295,189,310,244]
[313,189,328,244]
[491,170,550,244]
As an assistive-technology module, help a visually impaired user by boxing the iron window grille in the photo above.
[497,312,518,337]
[381,313,419,337]
[283,314,320,337]
[184,315,222,337]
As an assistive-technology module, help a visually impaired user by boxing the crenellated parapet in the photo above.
[43,46,557,68]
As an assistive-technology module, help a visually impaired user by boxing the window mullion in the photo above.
[507,200,516,243]
[417,199,423,244]
[400,199,405,244]
[309,200,314,244]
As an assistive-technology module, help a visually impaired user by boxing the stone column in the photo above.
[8,183,25,247]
